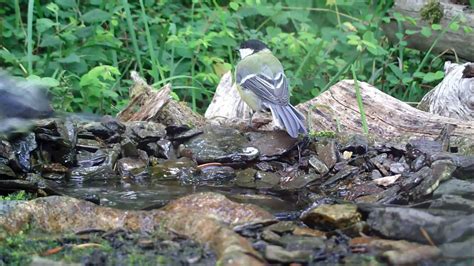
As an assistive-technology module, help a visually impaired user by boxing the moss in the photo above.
[0,190,35,201]
[420,0,444,24]
[310,130,337,138]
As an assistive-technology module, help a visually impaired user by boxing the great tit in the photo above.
[235,39,307,138]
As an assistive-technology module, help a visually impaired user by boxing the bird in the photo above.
[235,39,307,138]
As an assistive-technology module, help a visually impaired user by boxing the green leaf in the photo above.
[36,18,56,33]
[55,0,77,8]
[26,75,60,88]
[405,29,417,35]
[82,9,111,23]
[420,27,432,37]
[229,2,239,11]
[422,71,444,83]
[58,53,80,63]
[388,64,403,80]
[431,24,442,30]
[39,35,63,47]
[449,22,460,32]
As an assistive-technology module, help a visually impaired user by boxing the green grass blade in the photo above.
[121,0,144,76]
[352,65,369,135]
[139,0,165,83]
[26,0,34,75]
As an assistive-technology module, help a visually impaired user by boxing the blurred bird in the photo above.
[0,71,54,133]
[235,40,307,138]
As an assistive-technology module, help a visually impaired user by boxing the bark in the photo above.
[382,0,474,61]
[117,71,205,127]
[418,62,474,120]
[297,80,474,154]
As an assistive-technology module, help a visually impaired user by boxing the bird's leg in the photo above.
[248,111,255,128]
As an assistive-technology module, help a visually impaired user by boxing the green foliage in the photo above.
[0,0,472,115]
[0,190,34,201]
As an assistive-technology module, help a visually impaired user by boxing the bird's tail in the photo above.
[268,103,307,138]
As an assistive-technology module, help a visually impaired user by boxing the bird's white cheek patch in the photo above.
[239,48,254,59]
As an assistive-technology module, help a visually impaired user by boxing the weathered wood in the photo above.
[383,0,474,61]
[297,80,474,153]
[117,71,205,127]
[418,62,474,120]
[204,71,252,123]
[204,71,273,130]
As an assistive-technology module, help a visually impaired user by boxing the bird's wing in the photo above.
[239,70,289,106]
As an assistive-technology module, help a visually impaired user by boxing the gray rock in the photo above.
[0,163,15,179]
[412,160,456,198]
[371,169,382,180]
[429,194,474,213]
[433,179,474,198]
[280,173,319,190]
[308,156,329,175]
[389,162,406,174]
[367,207,474,244]
[316,139,339,169]
[322,165,358,188]
[439,237,474,259]
[264,244,312,263]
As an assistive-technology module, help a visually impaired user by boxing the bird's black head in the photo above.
[238,39,269,59]
[240,39,268,51]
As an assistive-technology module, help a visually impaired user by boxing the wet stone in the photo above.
[70,165,115,180]
[180,126,259,164]
[198,166,235,184]
[235,168,257,188]
[76,149,107,167]
[308,156,329,175]
[315,139,339,169]
[150,157,197,181]
[11,132,37,172]
[255,171,280,189]
[120,137,140,158]
[117,157,148,179]
[166,125,203,141]
[280,173,319,190]
[76,138,101,152]
[125,121,166,143]
[0,163,15,179]
[246,131,298,159]
[301,203,361,229]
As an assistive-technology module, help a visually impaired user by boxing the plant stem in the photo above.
[26,0,34,75]
[352,65,369,135]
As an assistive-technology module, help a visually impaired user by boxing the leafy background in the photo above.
[0,0,471,115]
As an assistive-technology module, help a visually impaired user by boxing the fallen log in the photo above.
[297,80,474,154]
[382,0,474,61]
